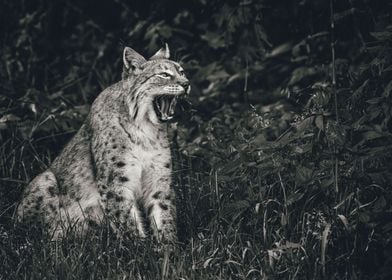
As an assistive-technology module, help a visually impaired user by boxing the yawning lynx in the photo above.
[16,44,190,242]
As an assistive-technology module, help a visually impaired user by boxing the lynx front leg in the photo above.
[90,122,148,238]
[144,168,177,243]
[97,161,146,238]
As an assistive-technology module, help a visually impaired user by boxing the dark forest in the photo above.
[1,0,392,279]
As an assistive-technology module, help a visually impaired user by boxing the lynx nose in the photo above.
[180,81,191,94]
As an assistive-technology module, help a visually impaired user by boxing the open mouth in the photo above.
[153,95,181,121]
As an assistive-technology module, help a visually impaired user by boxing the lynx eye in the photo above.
[157,72,172,79]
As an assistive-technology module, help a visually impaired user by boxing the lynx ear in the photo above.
[149,43,170,60]
[123,47,146,71]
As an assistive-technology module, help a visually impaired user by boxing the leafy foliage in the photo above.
[1,0,392,278]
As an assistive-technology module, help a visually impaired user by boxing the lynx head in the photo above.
[122,44,190,123]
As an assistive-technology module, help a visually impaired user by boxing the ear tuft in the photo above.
[149,43,170,60]
[123,47,146,70]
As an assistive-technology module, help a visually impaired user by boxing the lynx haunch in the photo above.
[16,44,190,242]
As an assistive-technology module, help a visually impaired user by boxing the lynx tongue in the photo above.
[155,95,178,121]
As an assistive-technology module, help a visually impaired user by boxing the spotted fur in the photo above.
[16,45,190,242]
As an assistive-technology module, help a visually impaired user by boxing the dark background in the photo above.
[1,0,392,278]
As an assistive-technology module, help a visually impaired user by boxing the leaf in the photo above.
[373,196,386,212]
[382,222,392,233]
[266,42,292,58]
[359,212,370,223]
[203,258,214,268]
[366,97,382,104]
[221,200,250,221]
[326,120,346,146]
[276,241,302,250]
[0,114,21,123]
[220,158,242,175]
[286,192,304,206]
[288,67,318,86]
[251,134,267,146]
[321,223,331,277]
[321,177,335,189]
[352,80,369,101]
[255,203,261,214]
[246,269,261,278]
[361,131,384,141]
[383,80,392,97]
[0,114,21,130]
[224,260,242,267]
[294,116,315,133]
[293,143,312,155]
[333,8,356,21]
[337,214,350,231]
[315,115,324,131]
[207,70,230,82]
[201,31,226,49]
[295,165,313,184]
[281,213,287,226]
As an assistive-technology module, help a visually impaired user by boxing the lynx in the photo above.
[16,44,190,242]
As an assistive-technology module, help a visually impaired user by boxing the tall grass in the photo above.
[0,138,379,279]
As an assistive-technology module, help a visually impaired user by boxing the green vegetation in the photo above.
[1,0,392,278]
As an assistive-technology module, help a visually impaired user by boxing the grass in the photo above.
[0,132,321,279]
[0,131,373,280]
[1,92,390,279]
[0,147,269,279]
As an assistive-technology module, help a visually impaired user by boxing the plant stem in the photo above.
[330,0,339,194]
